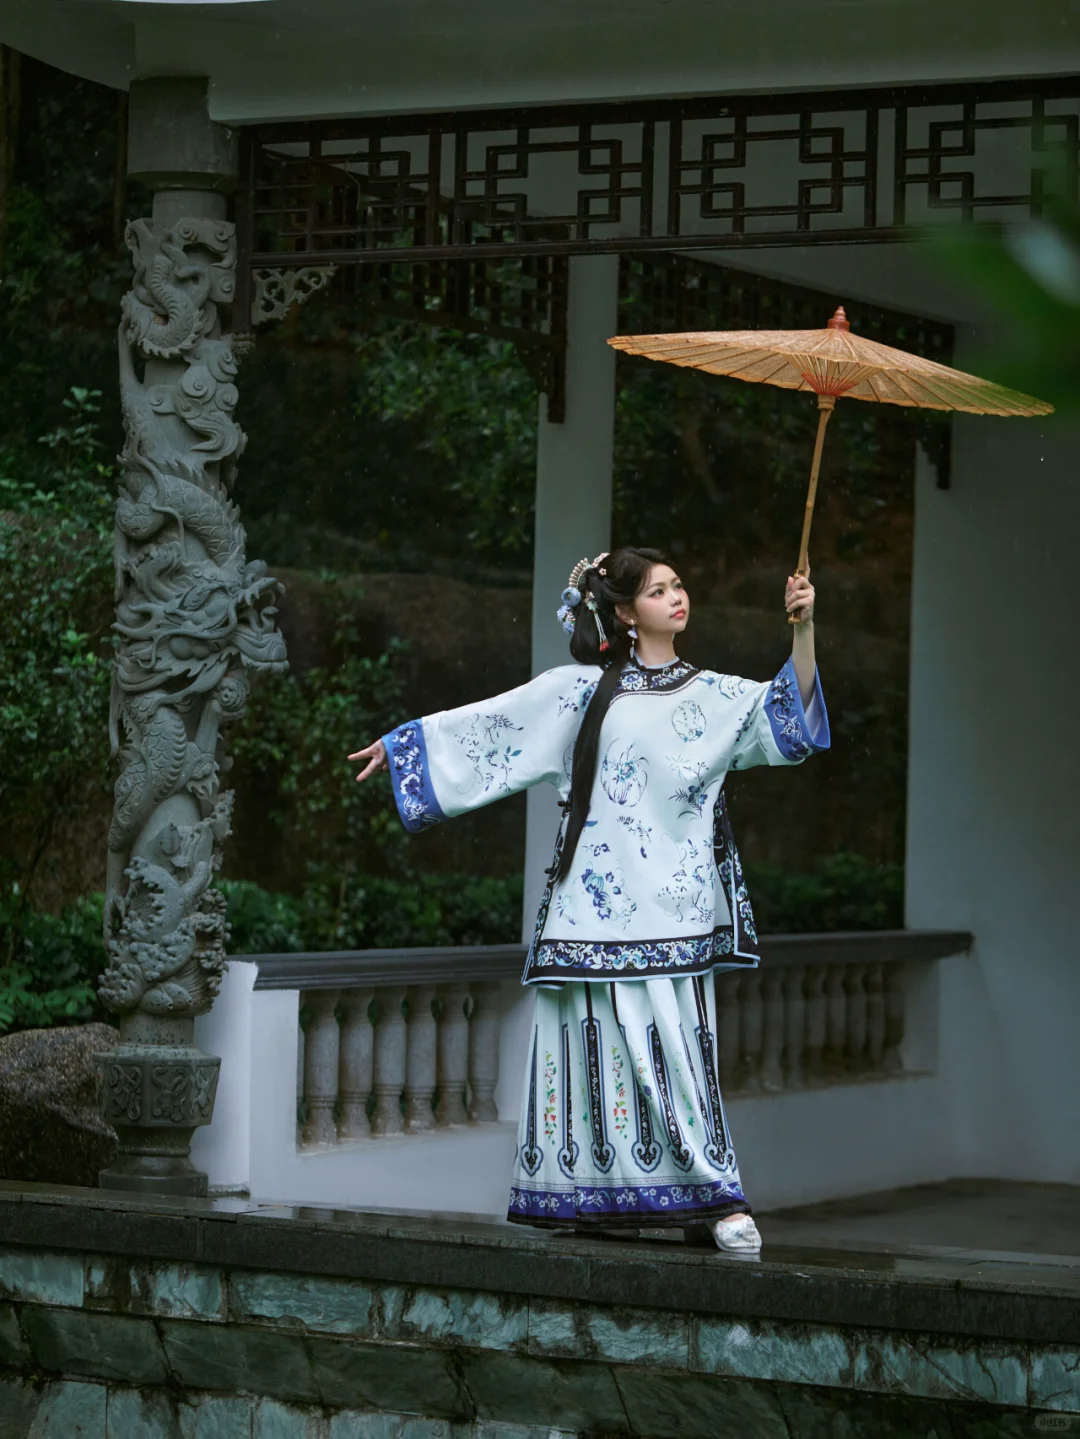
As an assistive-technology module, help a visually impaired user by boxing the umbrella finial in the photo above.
[827,306,851,332]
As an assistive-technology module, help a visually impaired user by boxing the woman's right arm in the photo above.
[347,664,600,833]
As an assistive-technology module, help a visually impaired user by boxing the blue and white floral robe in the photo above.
[383,651,829,1228]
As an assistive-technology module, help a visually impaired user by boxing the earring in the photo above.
[628,624,638,640]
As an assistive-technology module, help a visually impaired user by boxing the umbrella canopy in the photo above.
[608,307,1053,417]
[607,307,1053,620]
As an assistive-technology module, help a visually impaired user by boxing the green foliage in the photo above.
[221,873,526,954]
[229,593,411,887]
[0,874,527,1033]
[0,389,114,938]
[928,206,1080,409]
[353,324,539,559]
[0,885,107,1034]
[240,313,539,575]
[744,852,904,934]
[0,61,135,479]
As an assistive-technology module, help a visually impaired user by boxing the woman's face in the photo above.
[621,564,689,638]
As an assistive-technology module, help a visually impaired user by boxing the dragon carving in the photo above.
[99,215,288,1017]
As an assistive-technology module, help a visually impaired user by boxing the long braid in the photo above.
[553,547,668,883]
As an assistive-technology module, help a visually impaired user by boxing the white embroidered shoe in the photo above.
[710,1214,762,1253]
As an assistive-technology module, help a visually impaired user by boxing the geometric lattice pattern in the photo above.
[239,76,1080,276]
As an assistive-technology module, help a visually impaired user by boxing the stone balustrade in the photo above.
[295,981,505,1149]
[245,931,971,1152]
[715,955,904,1096]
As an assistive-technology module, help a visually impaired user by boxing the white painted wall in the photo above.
[906,400,1080,1184]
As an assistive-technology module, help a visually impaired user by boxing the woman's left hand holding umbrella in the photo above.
[785,571,817,708]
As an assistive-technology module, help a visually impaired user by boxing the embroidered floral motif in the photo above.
[543,1050,557,1141]
[617,814,653,858]
[713,791,759,956]
[669,759,712,818]
[611,1047,630,1137]
[601,740,649,807]
[619,656,698,694]
[671,700,706,743]
[764,660,818,761]
[508,1179,747,1221]
[558,676,598,714]
[386,724,443,830]
[457,712,525,793]
[529,929,749,979]
[580,867,637,928]
[658,839,714,926]
[718,673,753,700]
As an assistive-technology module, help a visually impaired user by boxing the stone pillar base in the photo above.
[95,1044,220,1198]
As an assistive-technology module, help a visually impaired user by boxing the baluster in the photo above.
[371,985,407,1136]
[823,966,847,1077]
[337,986,374,1141]
[404,984,438,1133]
[865,962,886,1073]
[467,981,502,1123]
[760,969,785,1092]
[803,964,827,1083]
[435,982,471,1127]
[716,973,740,1092]
[844,964,869,1074]
[738,970,764,1093]
[300,989,340,1147]
[782,965,807,1089]
[882,963,907,1073]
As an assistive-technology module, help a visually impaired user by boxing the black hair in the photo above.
[554,546,670,883]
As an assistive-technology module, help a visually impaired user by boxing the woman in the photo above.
[349,548,828,1252]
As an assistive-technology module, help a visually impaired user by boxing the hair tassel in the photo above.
[584,595,609,653]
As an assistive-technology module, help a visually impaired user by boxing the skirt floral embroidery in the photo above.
[507,975,749,1227]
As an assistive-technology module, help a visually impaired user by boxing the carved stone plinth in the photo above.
[95,1039,220,1196]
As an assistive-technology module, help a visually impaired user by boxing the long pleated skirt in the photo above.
[506,974,750,1228]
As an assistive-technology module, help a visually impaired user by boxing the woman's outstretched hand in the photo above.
[785,572,815,625]
[349,739,388,782]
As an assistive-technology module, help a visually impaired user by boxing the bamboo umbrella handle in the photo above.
[789,393,836,625]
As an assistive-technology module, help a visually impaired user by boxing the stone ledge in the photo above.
[2,1182,1080,1347]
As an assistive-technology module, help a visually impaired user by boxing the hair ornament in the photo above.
[584,594,609,653]
[559,552,610,643]
[565,552,610,592]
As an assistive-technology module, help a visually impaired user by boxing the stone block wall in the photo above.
[2,1228,1080,1439]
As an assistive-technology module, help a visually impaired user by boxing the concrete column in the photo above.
[522,253,620,939]
[94,78,287,1197]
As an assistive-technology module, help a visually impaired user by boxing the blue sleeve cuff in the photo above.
[763,656,831,761]
[382,720,447,833]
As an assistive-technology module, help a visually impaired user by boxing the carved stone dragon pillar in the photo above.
[94,79,287,1196]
